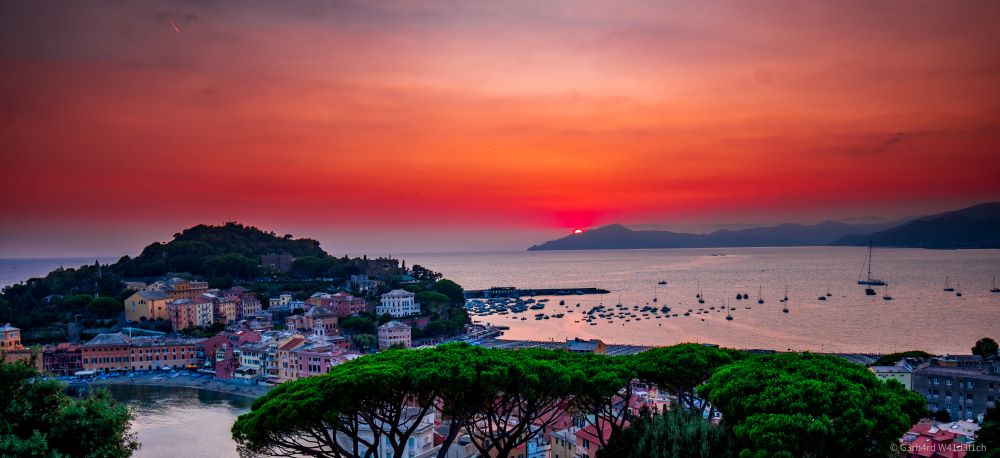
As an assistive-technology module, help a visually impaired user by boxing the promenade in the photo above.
[84,371,271,399]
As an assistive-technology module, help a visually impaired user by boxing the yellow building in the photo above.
[276,337,306,382]
[214,296,238,324]
[149,278,209,300]
[565,338,607,355]
[124,290,172,322]
[550,427,580,458]
[869,365,913,390]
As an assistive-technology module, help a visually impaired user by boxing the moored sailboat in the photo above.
[858,238,887,286]
[943,276,955,292]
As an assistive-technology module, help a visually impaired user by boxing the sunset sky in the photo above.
[2,0,999,257]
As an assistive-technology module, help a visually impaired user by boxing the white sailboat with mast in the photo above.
[857,238,886,287]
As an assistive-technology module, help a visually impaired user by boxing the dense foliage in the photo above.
[115,222,327,278]
[597,406,733,458]
[972,337,999,361]
[700,352,926,458]
[632,344,743,412]
[233,344,926,458]
[968,406,999,458]
[0,359,139,457]
[233,344,596,458]
[870,350,933,367]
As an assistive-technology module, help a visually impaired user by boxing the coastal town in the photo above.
[2,250,998,457]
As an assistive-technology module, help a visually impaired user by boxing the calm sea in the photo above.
[408,247,1000,354]
[101,385,251,458]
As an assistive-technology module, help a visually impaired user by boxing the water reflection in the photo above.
[99,384,251,458]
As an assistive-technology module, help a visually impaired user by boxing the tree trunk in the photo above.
[436,417,463,458]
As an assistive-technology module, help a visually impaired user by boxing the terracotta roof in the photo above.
[278,337,306,351]
[576,424,615,443]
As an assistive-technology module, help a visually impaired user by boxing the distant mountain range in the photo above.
[527,202,1000,251]
[831,202,1000,249]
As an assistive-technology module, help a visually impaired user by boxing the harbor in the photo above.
[463,286,610,298]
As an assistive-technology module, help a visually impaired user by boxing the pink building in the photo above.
[378,320,412,350]
[202,330,261,379]
[305,292,368,317]
[293,342,357,379]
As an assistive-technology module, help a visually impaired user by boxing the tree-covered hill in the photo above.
[0,223,334,336]
[1,222,470,343]
[115,222,327,278]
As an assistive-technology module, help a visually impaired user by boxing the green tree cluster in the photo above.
[870,350,933,367]
[234,344,635,458]
[235,344,932,458]
[0,359,139,457]
[85,297,124,319]
[968,406,999,458]
[117,223,327,279]
[597,406,733,458]
[972,337,999,362]
[699,352,927,458]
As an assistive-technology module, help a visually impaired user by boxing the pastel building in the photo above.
[269,293,293,308]
[128,336,203,371]
[285,307,338,334]
[167,296,216,331]
[235,341,270,384]
[149,278,209,299]
[294,342,350,379]
[276,337,307,382]
[339,408,436,458]
[307,292,368,317]
[201,330,262,380]
[43,343,83,376]
[1,323,22,351]
[124,290,172,322]
[80,333,132,372]
[870,365,914,390]
[377,289,419,317]
[377,321,412,350]
[80,333,205,372]
[1,323,38,369]
[550,427,580,458]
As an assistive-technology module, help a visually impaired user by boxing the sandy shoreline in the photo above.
[85,373,272,399]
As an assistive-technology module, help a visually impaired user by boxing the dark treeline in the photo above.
[231,343,926,458]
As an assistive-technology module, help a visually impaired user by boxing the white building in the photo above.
[194,297,215,328]
[269,293,293,308]
[378,321,412,350]
[337,408,436,458]
[377,289,420,317]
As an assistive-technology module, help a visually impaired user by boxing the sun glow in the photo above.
[573,229,584,234]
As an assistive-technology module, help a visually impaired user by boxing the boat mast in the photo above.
[867,237,873,282]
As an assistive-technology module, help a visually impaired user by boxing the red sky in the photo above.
[1,1,999,257]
